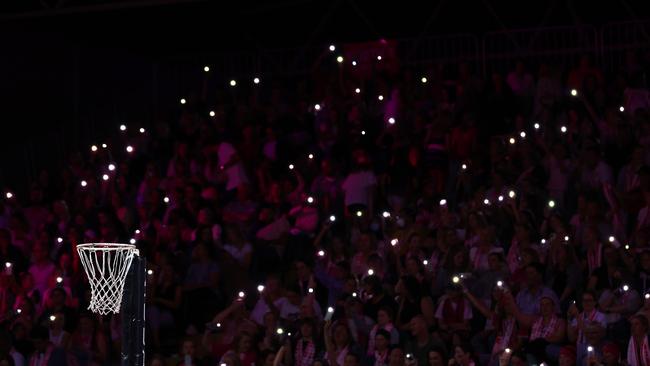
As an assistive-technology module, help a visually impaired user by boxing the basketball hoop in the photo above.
[77,243,139,315]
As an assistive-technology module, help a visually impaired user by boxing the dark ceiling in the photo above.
[1,0,648,55]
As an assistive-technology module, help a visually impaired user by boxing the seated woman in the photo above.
[526,295,566,364]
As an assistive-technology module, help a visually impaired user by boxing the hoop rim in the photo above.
[77,243,138,251]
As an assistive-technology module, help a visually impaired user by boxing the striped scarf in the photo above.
[295,339,316,366]
[530,315,558,340]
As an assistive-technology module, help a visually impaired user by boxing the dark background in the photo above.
[0,0,648,188]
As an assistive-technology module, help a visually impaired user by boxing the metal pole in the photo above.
[121,255,146,366]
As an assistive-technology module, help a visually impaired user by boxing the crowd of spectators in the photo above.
[2,45,650,366]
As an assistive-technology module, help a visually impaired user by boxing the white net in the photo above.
[77,243,139,315]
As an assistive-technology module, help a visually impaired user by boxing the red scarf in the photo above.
[587,243,602,274]
[628,335,650,366]
[442,296,465,324]
[492,317,516,355]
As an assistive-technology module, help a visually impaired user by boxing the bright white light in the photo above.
[276,327,284,335]
[497,280,503,287]
[367,269,374,276]
[548,200,555,208]
[646,293,650,299]
[361,130,366,135]
[5,192,13,199]
[139,127,145,133]
[382,211,391,218]
[238,291,245,298]
[126,145,134,153]
[308,288,314,293]
[391,238,399,246]
[498,195,504,202]
[130,238,136,244]
[163,196,170,204]
[355,88,361,94]
[461,164,467,170]
[108,163,116,171]
[119,124,127,131]
[203,66,210,72]
[80,180,87,188]
[541,239,547,244]
[329,45,336,52]
[56,276,63,283]
[135,229,141,235]
[329,215,336,222]
[57,237,63,243]
[91,145,98,152]
[16,308,22,314]
[253,77,260,84]
[423,260,429,266]
[352,60,357,66]
[5,262,11,268]
[587,346,594,352]
[388,117,396,125]
[452,276,460,284]
[620,106,625,112]
[564,235,570,241]
[509,190,516,198]
[505,348,511,354]
[377,55,382,61]
[352,292,358,297]
[336,56,344,63]
[356,210,363,217]
[102,143,108,149]
[307,196,314,204]
[308,153,314,159]
[534,123,540,130]
[509,137,516,144]
[288,164,294,170]
[519,131,526,138]
[561,126,567,133]
[229,80,237,87]
[378,95,384,101]
[147,269,153,275]
[483,198,490,205]
[626,244,631,250]
[317,250,325,257]
[257,285,265,292]
[439,199,447,206]
[608,236,615,243]
[209,111,216,117]
[421,77,428,84]
[50,315,56,322]
[570,89,578,97]
[623,285,629,291]
[314,104,321,111]
[327,306,334,313]
[102,174,109,181]
[180,98,186,104]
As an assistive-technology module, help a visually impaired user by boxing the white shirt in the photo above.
[342,171,376,207]
[11,349,25,366]
[250,297,288,325]
[223,243,252,266]
[571,310,607,345]
[218,142,248,191]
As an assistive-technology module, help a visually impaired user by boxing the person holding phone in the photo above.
[567,291,606,366]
